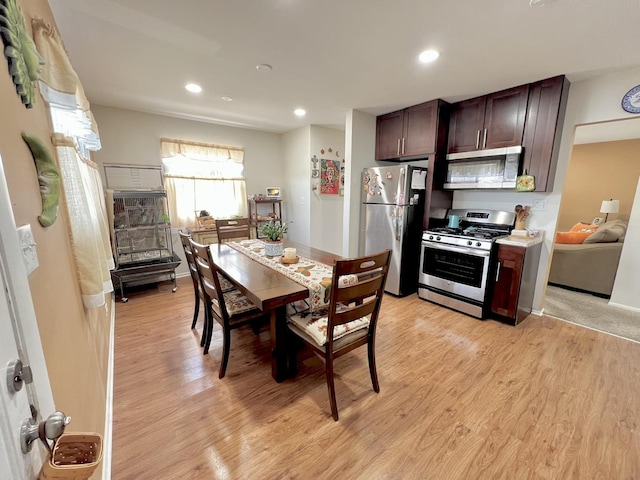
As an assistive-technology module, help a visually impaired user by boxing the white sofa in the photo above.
[548,220,627,297]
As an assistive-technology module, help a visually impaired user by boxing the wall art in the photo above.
[22,132,60,227]
[0,0,44,108]
[320,158,339,195]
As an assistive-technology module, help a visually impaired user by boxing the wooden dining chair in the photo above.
[215,218,251,242]
[178,230,207,336]
[190,239,267,378]
[287,249,392,420]
[179,230,235,340]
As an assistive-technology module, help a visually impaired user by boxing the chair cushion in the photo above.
[212,290,258,318]
[338,274,359,288]
[217,273,235,293]
[288,306,370,347]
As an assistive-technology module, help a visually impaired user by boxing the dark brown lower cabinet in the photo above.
[490,241,542,325]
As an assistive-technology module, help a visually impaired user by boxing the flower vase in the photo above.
[264,240,284,257]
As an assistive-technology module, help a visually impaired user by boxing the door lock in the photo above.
[6,359,33,394]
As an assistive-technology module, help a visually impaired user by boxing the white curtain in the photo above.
[161,139,247,227]
[32,18,114,308]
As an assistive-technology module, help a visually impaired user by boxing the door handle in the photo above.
[401,137,405,155]
[495,262,501,281]
[483,129,488,149]
[475,130,481,149]
[20,411,71,454]
[397,139,400,156]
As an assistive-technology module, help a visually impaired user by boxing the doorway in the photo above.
[545,117,640,339]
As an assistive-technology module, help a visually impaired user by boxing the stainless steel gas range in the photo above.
[418,209,515,318]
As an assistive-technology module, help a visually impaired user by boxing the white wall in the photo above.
[282,126,311,245]
[344,109,376,257]
[93,105,284,195]
[453,65,640,313]
[93,105,285,275]
[309,126,345,254]
[610,176,640,311]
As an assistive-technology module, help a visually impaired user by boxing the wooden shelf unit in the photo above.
[248,199,283,238]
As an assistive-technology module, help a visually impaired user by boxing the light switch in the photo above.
[17,224,38,275]
[532,200,546,211]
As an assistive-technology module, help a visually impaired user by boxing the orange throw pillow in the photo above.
[570,222,598,233]
[555,231,592,244]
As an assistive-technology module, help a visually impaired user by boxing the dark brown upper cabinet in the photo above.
[375,99,448,161]
[522,75,570,192]
[447,85,530,154]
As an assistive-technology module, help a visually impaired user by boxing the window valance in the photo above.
[161,138,244,179]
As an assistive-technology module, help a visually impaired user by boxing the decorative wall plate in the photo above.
[621,84,640,114]
[0,0,44,108]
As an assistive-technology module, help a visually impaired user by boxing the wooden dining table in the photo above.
[207,240,342,382]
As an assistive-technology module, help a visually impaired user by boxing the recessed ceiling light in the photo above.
[294,109,306,117]
[185,83,202,93]
[221,96,234,102]
[256,63,273,72]
[418,49,440,64]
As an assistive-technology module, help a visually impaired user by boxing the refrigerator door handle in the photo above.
[396,167,406,206]
[394,206,403,241]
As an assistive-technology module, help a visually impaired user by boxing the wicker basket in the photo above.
[39,433,103,480]
[195,215,215,229]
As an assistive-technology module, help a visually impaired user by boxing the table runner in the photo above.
[228,239,355,311]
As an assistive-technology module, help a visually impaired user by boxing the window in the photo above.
[161,138,247,228]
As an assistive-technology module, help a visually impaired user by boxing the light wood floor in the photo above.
[112,277,640,479]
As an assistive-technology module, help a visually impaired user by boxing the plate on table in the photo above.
[279,255,300,264]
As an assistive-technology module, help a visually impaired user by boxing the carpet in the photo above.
[544,284,640,343]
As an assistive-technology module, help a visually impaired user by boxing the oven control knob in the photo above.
[467,240,472,246]
[436,236,441,241]
[476,241,482,247]
[429,235,434,240]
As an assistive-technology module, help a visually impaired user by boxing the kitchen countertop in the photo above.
[496,235,544,247]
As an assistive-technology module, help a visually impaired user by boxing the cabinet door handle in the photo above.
[397,139,401,156]
[495,262,501,282]
[482,129,488,149]
[401,137,405,155]
[475,130,481,149]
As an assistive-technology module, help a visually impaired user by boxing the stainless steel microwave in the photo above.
[443,146,523,190]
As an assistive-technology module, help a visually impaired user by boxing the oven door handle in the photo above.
[422,241,491,257]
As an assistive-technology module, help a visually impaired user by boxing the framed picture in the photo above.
[320,159,339,194]
[266,187,281,198]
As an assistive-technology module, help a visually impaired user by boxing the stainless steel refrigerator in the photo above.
[360,164,427,296]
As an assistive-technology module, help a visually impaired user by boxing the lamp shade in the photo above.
[600,199,620,214]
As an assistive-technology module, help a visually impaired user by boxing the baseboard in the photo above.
[531,308,544,316]
[608,301,640,313]
[102,295,115,480]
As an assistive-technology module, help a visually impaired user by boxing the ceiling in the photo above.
[48,0,640,134]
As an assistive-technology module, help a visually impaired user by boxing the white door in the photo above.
[0,153,56,479]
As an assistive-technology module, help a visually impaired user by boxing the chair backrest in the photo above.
[178,230,200,286]
[326,250,392,344]
[189,239,228,321]
[215,218,250,242]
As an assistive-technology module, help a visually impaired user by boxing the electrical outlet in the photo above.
[531,200,546,211]
[17,224,38,275]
